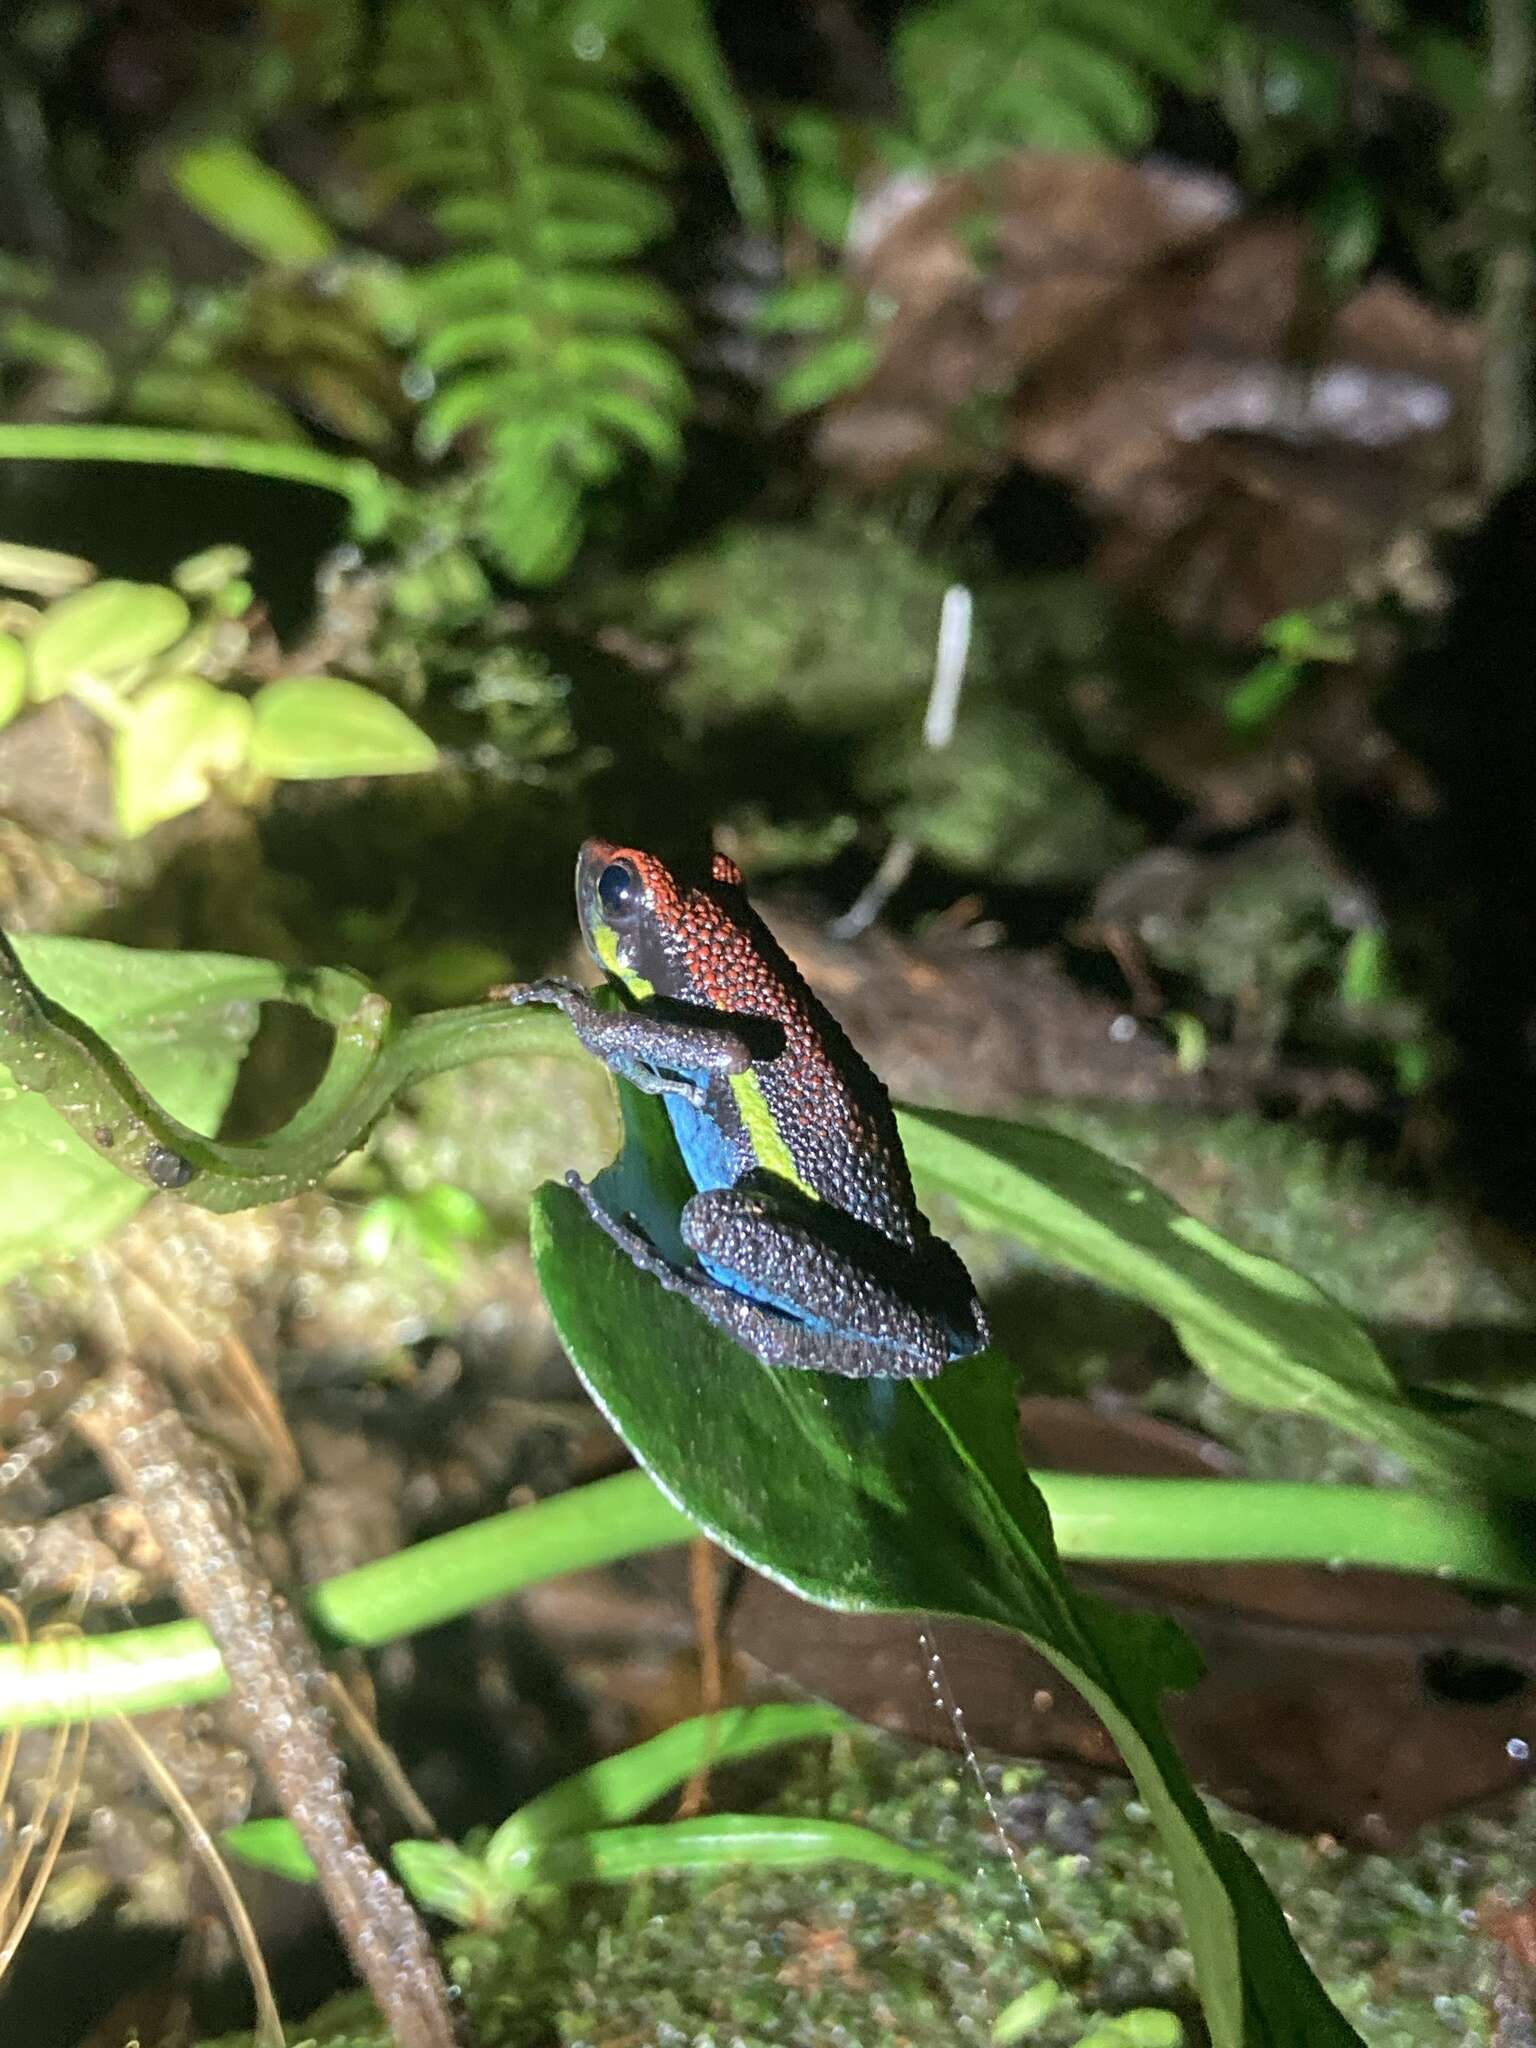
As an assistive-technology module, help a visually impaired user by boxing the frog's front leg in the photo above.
[498,977,752,1108]
[679,1180,987,1378]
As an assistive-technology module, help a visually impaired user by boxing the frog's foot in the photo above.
[490,975,586,1007]
[565,1173,701,1292]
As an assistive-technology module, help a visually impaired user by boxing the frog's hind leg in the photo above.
[568,1175,928,1379]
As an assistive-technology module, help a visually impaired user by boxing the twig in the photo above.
[73,1365,462,2048]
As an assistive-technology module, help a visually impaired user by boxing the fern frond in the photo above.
[370,0,694,581]
[896,0,1218,165]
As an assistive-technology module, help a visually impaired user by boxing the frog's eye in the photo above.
[596,858,642,923]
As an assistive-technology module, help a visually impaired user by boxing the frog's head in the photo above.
[575,837,745,1001]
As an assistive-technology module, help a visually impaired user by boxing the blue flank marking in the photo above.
[663,1089,738,1193]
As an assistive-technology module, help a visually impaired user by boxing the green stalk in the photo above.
[1,1466,1528,1733]
[0,931,578,1210]
[0,423,409,536]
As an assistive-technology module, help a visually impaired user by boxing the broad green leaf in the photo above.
[0,938,275,1278]
[27,581,190,701]
[486,1703,850,1876]
[774,334,881,414]
[0,634,25,730]
[530,1084,1362,2048]
[898,1107,1530,1493]
[247,678,438,781]
[505,1814,958,1894]
[113,675,253,837]
[167,140,337,268]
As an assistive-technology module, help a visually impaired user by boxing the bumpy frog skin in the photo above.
[503,838,988,1380]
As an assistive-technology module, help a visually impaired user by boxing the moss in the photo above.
[197,1732,1503,2047]
[644,512,1139,886]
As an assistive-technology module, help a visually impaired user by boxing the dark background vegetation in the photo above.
[1,0,1535,2040]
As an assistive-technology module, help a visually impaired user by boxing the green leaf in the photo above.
[546,270,680,331]
[1226,654,1305,732]
[581,386,685,464]
[754,275,855,335]
[0,634,26,730]
[529,1084,1363,2048]
[221,1817,319,1883]
[542,86,673,169]
[393,1839,499,1925]
[486,1703,850,1877]
[0,938,272,1278]
[511,1814,958,1893]
[247,677,438,781]
[898,1107,1533,1493]
[166,140,338,269]
[993,1979,1061,2041]
[614,0,770,226]
[27,581,191,702]
[538,167,672,240]
[414,252,531,321]
[418,313,543,376]
[112,675,254,837]
[774,334,881,414]
[0,542,95,598]
[1029,34,1155,148]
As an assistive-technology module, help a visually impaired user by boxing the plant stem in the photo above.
[1,1465,1527,1733]
[0,929,579,1209]
[0,423,410,535]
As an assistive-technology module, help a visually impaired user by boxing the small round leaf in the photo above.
[29,581,191,701]
[248,676,438,781]
[113,674,254,837]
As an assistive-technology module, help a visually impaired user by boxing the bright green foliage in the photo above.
[896,0,1217,161]
[113,675,254,835]
[0,541,436,836]
[247,676,439,779]
[368,0,694,581]
[530,1081,1364,2048]
[222,1703,943,1927]
[167,140,339,269]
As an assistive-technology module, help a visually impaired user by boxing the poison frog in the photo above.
[501,838,988,1379]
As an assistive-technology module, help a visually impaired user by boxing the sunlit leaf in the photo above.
[27,582,190,702]
[113,675,253,837]
[247,677,438,780]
